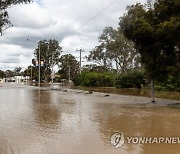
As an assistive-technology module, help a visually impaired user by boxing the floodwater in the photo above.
[77,86,180,101]
[0,83,180,154]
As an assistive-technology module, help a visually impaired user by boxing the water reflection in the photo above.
[31,90,60,129]
[0,84,180,154]
[91,103,180,153]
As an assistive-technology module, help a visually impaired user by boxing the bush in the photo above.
[72,74,81,86]
[73,71,115,87]
[82,72,98,86]
[97,72,115,87]
[155,75,180,91]
[115,71,145,88]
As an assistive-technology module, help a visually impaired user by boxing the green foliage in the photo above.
[155,76,180,91]
[23,65,38,81]
[74,71,115,87]
[81,72,98,87]
[82,64,109,73]
[4,70,14,78]
[115,70,145,88]
[34,39,62,82]
[0,0,33,35]
[54,75,61,83]
[0,70,5,78]
[58,54,79,80]
[87,27,141,73]
[13,67,22,76]
[119,0,180,80]
[72,73,81,86]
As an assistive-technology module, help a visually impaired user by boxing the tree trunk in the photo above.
[151,79,155,103]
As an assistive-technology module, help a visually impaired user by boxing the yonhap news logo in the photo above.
[110,132,125,148]
[110,132,180,148]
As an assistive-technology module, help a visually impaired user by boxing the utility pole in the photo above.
[30,65,32,83]
[38,42,41,87]
[68,66,71,81]
[51,47,54,87]
[76,48,84,74]
[46,43,52,86]
[27,39,41,87]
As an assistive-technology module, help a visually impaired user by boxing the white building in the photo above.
[14,76,30,83]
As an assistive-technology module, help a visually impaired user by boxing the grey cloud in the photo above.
[6,51,32,57]
[0,0,146,70]
[0,56,20,64]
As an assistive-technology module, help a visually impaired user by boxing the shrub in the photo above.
[155,75,180,91]
[73,71,115,87]
[115,71,145,88]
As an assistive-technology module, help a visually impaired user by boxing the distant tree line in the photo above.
[0,0,179,92]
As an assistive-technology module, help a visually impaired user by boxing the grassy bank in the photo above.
[76,86,180,101]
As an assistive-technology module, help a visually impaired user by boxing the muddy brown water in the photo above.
[0,83,180,154]
[39,84,180,100]
[76,86,180,101]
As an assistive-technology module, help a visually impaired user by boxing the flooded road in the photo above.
[77,86,180,101]
[0,83,180,154]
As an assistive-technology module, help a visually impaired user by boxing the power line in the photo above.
[26,0,119,70]
[66,0,119,37]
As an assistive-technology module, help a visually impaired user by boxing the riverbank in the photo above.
[44,84,180,106]
[76,86,180,101]
[1,82,180,106]
[52,88,180,107]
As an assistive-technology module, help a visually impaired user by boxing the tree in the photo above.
[88,45,112,70]
[13,67,22,76]
[107,28,141,73]
[0,69,5,78]
[58,54,79,80]
[87,27,141,73]
[5,70,14,78]
[34,39,62,82]
[82,64,110,73]
[119,0,180,102]
[87,27,114,70]
[23,65,37,81]
[0,0,32,35]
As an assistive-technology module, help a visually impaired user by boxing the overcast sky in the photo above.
[0,0,146,71]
